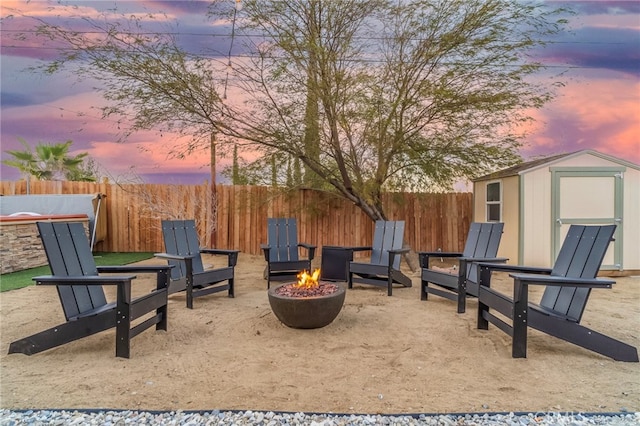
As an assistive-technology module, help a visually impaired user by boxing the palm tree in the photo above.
[3,138,96,193]
[33,140,90,180]
[2,137,39,193]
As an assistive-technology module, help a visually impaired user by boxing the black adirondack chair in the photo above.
[348,220,412,296]
[261,218,316,289]
[8,221,171,358]
[155,219,239,309]
[419,222,506,313]
[476,224,638,362]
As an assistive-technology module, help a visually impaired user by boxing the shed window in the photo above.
[486,182,501,222]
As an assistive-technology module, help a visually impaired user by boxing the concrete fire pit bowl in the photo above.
[267,282,346,329]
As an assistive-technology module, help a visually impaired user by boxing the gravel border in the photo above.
[0,409,638,425]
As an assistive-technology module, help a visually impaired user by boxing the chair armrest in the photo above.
[509,273,615,288]
[418,251,462,257]
[33,275,135,285]
[97,265,174,274]
[200,248,239,267]
[199,248,239,256]
[418,251,463,268]
[323,245,372,252]
[386,248,409,271]
[459,257,508,263]
[260,245,271,262]
[389,247,410,255]
[101,263,173,291]
[476,263,552,292]
[475,262,552,275]
[154,253,197,261]
[298,243,317,260]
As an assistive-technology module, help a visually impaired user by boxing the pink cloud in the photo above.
[1,88,216,181]
[523,74,640,163]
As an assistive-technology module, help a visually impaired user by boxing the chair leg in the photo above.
[457,279,466,314]
[347,271,353,289]
[185,280,195,309]
[156,270,169,331]
[457,264,467,314]
[184,259,195,309]
[477,265,492,329]
[477,301,489,330]
[511,280,528,358]
[420,281,428,301]
[157,303,168,332]
[387,275,393,296]
[115,283,132,359]
[228,278,235,298]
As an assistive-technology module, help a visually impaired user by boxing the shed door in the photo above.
[551,167,624,270]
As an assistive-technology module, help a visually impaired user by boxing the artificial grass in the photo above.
[0,252,155,293]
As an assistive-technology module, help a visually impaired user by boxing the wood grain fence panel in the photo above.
[226,185,235,249]
[218,184,228,248]
[242,188,251,253]
[130,187,141,251]
[215,184,225,248]
[248,186,256,254]
[117,185,130,251]
[1,181,471,255]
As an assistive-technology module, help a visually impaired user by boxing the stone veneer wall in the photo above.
[0,221,89,274]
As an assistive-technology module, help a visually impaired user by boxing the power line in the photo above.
[0,45,625,71]
[0,28,634,46]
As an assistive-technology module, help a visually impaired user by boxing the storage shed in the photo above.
[472,150,639,273]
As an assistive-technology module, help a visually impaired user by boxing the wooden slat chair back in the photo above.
[42,221,110,321]
[8,221,170,358]
[462,222,504,285]
[348,220,411,296]
[162,220,207,281]
[538,224,613,322]
[156,219,238,309]
[419,222,505,313]
[369,220,404,269]
[261,218,316,289]
[268,218,300,262]
[477,224,639,362]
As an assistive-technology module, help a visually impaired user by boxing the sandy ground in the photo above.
[1,253,639,414]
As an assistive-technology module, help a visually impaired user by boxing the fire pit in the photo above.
[268,269,346,329]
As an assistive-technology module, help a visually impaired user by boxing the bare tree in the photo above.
[216,0,568,220]
[8,0,569,223]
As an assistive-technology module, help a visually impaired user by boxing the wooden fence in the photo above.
[0,180,472,256]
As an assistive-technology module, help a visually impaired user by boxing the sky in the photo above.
[0,0,639,185]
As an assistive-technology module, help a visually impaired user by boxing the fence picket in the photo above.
[0,181,472,254]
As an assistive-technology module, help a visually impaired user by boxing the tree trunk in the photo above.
[210,132,217,246]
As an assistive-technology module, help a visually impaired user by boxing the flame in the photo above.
[295,269,321,289]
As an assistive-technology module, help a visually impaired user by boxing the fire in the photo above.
[295,269,321,289]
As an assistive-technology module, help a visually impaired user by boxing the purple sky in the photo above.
[1,0,638,185]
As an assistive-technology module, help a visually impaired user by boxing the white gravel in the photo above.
[1,409,639,425]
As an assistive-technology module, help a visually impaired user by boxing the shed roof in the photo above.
[472,149,639,182]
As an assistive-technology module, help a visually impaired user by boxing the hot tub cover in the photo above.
[0,194,103,248]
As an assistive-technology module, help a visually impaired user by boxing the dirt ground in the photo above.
[1,253,639,414]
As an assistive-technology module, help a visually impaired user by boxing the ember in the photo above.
[275,281,339,298]
[274,269,339,297]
